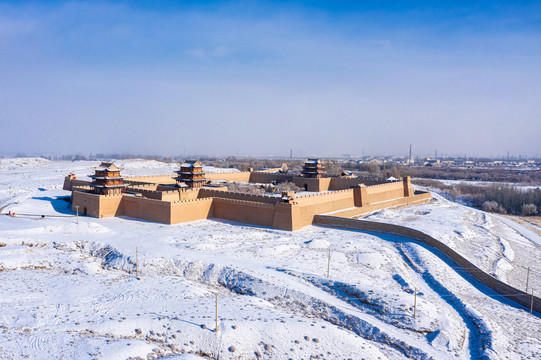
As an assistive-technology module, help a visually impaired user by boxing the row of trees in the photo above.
[415,179,541,216]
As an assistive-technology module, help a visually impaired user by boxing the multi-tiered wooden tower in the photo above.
[174,160,206,188]
[301,159,325,178]
[89,162,127,195]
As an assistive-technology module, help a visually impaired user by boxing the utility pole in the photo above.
[327,247,331,278]
[413,288,417,319]
[75,205,80,224]
[215,294,219,332]
[526,268,530,292]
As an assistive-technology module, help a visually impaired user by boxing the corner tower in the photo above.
[89,162,126,195]
[301,159,325,178]
[174,160,206,188]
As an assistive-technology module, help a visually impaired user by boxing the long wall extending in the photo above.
[313,215,541,314]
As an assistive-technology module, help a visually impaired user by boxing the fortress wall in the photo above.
[123,196,172,224]
[272,202,295,231]
[291,177,332,192]
[329,192,432,218]
[170,198,213,224]
[328,177,366,190]
[212,198,276,227]
[71,191,101,218]
[249,172,294,184]
[98,195,124,218]
[126,188,179,201]
[293,189,356,228]
[71,191,124,218]
[124,175,177,185]
[206,172,251,182]
[365,181,405,203]
[313,215,541,313]
[179,189,201,200]
[127,183,158,191]
[198,188,281,204]
[65,179,89,191]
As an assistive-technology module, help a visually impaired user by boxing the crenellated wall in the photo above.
[124,175,177,184]
[71,191,123,218]
[68,169,430,231]
[249,172,293,184]
[170,198,213,224]
[364,181,405,203]
[198,188,281,204]
[293,189,356,229]
[123,196,171,223]
[206,171,251,182]
[212,198,277,227]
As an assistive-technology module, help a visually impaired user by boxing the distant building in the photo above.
[302,159,325,178]
[89,162,126,195]
[174,160,206,188]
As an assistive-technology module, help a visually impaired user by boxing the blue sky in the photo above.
[0,1,540,158]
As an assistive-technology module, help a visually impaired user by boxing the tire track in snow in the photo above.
[396,244,493,360]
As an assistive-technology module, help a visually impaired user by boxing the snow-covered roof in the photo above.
[180,160,203,168]
[93,162,123,171]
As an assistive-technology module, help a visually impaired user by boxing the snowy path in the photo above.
[489,214,541,246]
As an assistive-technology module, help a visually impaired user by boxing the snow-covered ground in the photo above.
[1,159,540,359]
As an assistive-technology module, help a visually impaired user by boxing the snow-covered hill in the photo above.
[0,160,540,359]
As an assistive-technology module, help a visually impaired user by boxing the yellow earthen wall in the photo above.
[71,191,101,217]
[212,198,276,227]
[98,195,124,218]
[198,188,280,204]
[293,190,356,228]
[291,177,332,192]
[206,172,251,182]
[331,192,431,218]
[365,181,405,203]
[123,196,172,224]
[249,172,293,184]
[170,198,213,224]
[124,175,177,184]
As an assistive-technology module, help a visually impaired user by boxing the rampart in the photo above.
[212,198,277,227]
[313,215,541,314]
[67,170,431,231]
[170,198,213,224]
[206,171,251,182]
[292,189,356,229]
[124,175,177,184]
[249,172,294,184]
[123,196,172,223]
[198,188,281,204]
[71,191,123,218]
[364,180,407,203]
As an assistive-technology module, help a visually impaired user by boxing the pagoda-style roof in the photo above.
[304,159,322,165]
[179,160,203,169]
[92,162,124,172]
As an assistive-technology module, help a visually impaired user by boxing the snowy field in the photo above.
[1,158,540,359]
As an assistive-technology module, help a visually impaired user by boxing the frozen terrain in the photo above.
[1,158,540,359]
